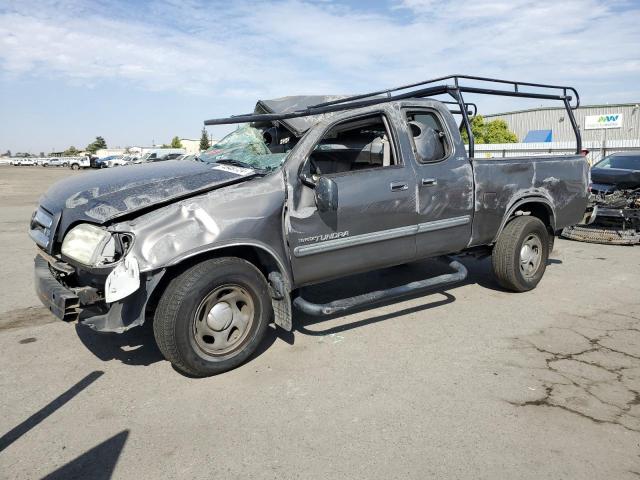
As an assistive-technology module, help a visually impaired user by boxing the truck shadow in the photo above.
[75,314,279,371]
[296,291,456,337]
[293,253,563,338]
[293,257,469,338]
[73,254,563,366]
[75,320,164,367]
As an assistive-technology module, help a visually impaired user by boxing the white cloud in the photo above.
[0,0,639,105]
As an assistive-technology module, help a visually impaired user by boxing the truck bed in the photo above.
[470,155,589,246]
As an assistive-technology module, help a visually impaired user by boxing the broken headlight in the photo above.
[61,223,130,266]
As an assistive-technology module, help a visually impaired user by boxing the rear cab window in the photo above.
[404,110,451,164]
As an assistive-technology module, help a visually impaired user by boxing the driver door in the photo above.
[285,112,418,287]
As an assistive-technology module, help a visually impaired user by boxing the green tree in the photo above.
[199,127,211,151]
[170,136,183,148]
[86,136,107,154]
[461,115,518,144]
[63,146,80,156]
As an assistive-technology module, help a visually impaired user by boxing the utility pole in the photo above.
[600,127,607,160]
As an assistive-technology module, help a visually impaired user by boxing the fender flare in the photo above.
[493,194,557,243]
[164,239,293,288]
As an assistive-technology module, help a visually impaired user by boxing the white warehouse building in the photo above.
[484,103,640,143]
[476,103,640,164]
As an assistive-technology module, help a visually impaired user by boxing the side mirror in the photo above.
[315,176,338,212]
[299,156,317,188]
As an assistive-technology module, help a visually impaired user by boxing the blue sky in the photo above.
[1,0,639,153]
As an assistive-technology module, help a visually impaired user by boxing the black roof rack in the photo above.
[204,74,581,156]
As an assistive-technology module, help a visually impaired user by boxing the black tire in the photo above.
[492,216,549,292]
[153,257,272,377]
[62,162,68,167]
[70,163,79,170]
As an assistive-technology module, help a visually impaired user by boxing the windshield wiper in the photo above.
[215,158,267,174]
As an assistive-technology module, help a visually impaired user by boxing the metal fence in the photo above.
[469,139,640,165]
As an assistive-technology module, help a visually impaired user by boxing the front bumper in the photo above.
[34,255,164,333]
[35,254,81,321]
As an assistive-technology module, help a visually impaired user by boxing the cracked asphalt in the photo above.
[1,166,639,479]
[509,312,640,433]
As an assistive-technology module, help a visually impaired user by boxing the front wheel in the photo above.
[70,163,79,170]
[153,257,272,377]
[491,216,549,292]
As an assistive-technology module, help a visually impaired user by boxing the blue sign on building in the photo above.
[523,130,553,142]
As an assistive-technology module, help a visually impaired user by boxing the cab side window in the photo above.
[308,114,396,176]
[406,111,449,164]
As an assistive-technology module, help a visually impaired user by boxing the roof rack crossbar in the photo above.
[224,100,476,122]
[441,100,477,117]
[204,84,452,126]
[306,74,580,110]
[203,74,582,156]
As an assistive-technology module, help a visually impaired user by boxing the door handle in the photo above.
[421,178,438,186]
[390,181,408,191]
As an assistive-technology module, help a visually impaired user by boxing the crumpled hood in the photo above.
[590,167,640,191]
[40,160,256,233]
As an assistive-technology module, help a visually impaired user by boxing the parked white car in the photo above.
[41,158,69,167]
[133,148,186,164]
[104,156,132,168]
[68,157,91,170]
[15,158,37,166]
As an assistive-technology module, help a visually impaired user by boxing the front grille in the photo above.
[29,207,54,249]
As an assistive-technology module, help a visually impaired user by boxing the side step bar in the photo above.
[293,257,467,316]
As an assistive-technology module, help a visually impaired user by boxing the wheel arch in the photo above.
[493,195,556,243]
[145,241,294,331]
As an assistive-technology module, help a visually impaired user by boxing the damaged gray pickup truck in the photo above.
[31,75,589,376]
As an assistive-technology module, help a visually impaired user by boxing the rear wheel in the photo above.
[492,216,549,292]
[153,257,272,377]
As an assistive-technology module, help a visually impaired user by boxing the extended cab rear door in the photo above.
[401,106,474,258]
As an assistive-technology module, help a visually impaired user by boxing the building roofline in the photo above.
[484,102,640,117]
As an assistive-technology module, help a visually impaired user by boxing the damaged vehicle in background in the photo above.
[563,151,640,245]
[29,75,589,377]
[41,158,69,168]
[133,149,186,164]
[103,155,138,168]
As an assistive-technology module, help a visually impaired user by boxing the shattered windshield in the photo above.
[199,126,288,172]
